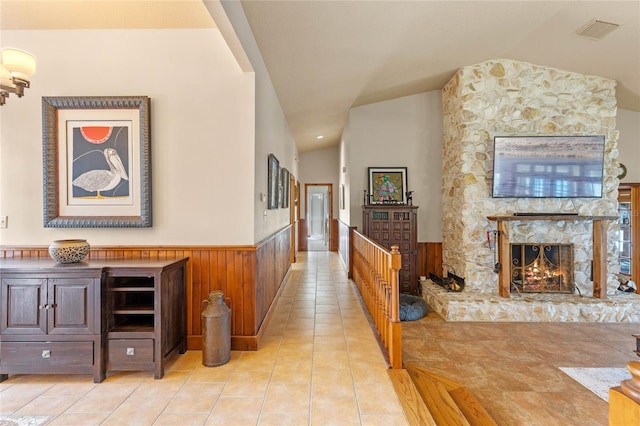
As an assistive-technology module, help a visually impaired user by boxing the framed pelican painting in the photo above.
[42,96,152,227]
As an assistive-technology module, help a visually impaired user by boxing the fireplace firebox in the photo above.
[511,244,574,293]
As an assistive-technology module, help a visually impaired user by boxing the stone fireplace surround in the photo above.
[426,58,640,322]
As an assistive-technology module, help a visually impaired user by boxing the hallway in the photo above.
[0,251,407,425]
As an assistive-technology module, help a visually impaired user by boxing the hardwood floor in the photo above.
[403,310,639,425]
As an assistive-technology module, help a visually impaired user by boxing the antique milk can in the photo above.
[201,290,231,367]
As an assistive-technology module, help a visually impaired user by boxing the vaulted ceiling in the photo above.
[2,1,639,153]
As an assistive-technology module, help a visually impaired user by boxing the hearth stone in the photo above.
[422,280,640,322]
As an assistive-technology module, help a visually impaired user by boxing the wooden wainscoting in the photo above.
[330,218,339,251]
[298,218,308,251]
[0,226,292,352]
[417,242,443,278]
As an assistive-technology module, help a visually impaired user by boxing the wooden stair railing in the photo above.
[610,361,640,426]
[351,230,402,368]
[350,231,496,424]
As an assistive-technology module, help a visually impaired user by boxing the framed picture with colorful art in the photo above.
[368,167,408,204]
[42,96,152,228]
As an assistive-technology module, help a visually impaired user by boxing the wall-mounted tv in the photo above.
[492,135,605,198]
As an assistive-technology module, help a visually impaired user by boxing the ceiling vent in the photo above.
[575,19,619,40]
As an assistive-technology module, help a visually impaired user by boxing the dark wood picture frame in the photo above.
[42,96,152,228]
[268,153,279,209]
[281,168,290,208]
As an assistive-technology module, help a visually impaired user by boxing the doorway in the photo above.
[306,184,332,251]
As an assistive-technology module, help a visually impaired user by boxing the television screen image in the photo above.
[492,135,605,198]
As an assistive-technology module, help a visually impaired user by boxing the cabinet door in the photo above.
[1,278,47,335]
[48,278,96,335]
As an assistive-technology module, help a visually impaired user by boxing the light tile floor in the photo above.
[0,251,408,425]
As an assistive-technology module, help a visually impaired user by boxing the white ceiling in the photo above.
[0,0,216,30]
[2,1,639,154]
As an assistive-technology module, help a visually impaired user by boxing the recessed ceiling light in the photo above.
[316,135,324,140]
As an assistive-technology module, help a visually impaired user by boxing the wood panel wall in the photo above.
[417,242,443,278]
[0,226,292,351]
[330,219,339,252]
[298,218,308,251]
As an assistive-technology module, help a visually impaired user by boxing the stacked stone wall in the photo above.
[441,59,619,295]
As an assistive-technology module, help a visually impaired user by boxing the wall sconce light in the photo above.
[0,48,37,106]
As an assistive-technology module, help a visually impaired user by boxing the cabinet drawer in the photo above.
[108,339,154,365]
[0,341,94,367]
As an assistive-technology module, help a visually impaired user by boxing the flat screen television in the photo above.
[491,135,605,198]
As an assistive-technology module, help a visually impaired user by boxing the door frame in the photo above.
[304,183,333,250]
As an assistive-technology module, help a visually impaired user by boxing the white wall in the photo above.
[345,91,443,242]
[298,146,340,220]
[220,0,298,243]
[617,108,640,183]
[0,28,257,246]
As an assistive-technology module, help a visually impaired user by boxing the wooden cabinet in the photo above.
[0,266,104,382]
[362,205,419,294]
[619,184,640,287]
[103,259,188,379]
[0,258,188,383]
[2,276,99,335]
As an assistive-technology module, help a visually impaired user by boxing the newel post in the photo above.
[389,245,403,369]
[348,226,356,279]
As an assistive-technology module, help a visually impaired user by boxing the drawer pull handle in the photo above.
[126,347,135,356]
[41,350,51,358]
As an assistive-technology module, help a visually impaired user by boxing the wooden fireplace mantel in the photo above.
[487,215,618,298]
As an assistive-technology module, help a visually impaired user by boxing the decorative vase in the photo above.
[48,239,90,263]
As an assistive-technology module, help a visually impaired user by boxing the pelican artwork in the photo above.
[72,148,129,198]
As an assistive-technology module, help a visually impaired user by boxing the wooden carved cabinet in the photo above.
[0,258,188,383]
[362,205,419,294]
